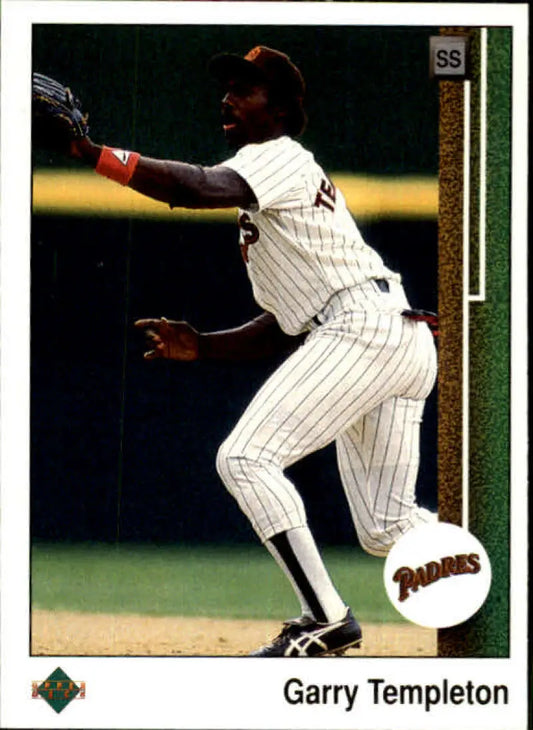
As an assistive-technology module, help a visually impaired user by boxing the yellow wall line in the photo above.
[32,169,438,221]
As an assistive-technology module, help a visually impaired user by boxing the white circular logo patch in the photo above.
[383,522,492,628]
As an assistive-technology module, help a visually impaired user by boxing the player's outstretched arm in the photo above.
[31,72,255,210]
[71,138,256,210]
[134,313,306,362]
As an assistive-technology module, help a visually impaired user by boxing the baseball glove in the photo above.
[32,72,89,150]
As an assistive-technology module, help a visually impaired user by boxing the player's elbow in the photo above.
[168,164,252,209]
[167,163,210,208]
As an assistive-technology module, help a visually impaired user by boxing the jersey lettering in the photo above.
[223,137,399,335]
[238,212,259,263]
[313,177,336,212]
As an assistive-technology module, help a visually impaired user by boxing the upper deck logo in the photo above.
[32,667,85,714]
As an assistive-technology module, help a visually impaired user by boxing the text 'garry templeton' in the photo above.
[283,677,509,712]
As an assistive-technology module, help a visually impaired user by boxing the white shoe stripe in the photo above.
[283,617,350,656]
[285,633,329,656]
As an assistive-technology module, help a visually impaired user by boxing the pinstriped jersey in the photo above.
[222,135,401,335]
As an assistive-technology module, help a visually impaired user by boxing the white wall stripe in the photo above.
[469,26,488,303]
[463,79,471,530]
[463,29,489,528]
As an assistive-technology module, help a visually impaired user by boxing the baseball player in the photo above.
[32,46,437,657]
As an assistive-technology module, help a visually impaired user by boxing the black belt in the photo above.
[311,279,390,326]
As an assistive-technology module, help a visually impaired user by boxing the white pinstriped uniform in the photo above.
[217,136,437,556]
[221,136,402,336]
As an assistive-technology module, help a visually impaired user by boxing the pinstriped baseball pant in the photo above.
[216,304,437,556]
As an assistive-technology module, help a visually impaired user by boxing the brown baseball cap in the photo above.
[209,46,307,135]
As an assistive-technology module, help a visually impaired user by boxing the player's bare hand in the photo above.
[69,136,101,162]
[134,317,200,361]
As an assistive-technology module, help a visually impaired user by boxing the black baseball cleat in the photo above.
[250,607,362,657]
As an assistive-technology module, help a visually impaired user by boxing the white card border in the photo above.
[1,2,529,729]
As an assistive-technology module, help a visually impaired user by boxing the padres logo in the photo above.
[393,553,481,602]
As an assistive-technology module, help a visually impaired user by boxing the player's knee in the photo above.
[216,437,280,499]
[215,437,235,485]
[358,530,395,557]
[216,438,256,492]
[357,509,437,556]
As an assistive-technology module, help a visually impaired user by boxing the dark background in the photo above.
[31,24,439,545]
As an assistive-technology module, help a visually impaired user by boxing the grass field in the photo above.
[31,541,404,624]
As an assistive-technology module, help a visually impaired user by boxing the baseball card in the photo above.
[0,2,529,729]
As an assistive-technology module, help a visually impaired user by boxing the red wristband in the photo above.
[95,146,141,185]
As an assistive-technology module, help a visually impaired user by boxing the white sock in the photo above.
[265,538,314,619]
[266,525,347,623]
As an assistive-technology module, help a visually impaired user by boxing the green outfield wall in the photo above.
[32,24,439,174]
[31,25,439,546]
